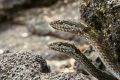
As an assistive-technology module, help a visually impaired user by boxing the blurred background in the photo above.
[0,0,82,73]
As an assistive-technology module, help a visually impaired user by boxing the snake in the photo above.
[48,41,117,80]
[49,20,120,80]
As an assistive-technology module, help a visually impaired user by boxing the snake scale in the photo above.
[48,41,118,80]
[49,20,120,80]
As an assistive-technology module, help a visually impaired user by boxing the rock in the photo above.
[35,55,51,73]
[0,51,50,79]
[0,51,95,80]
[27,21,52,35]
[0,0,57,9]
[40,72,93,80]
[0,0,26,9]
[0,0,58,22]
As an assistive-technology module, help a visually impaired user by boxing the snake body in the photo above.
[92,41,120,80]
[48,42,117,80]
[50,20,120,80]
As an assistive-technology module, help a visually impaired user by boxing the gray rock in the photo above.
[40,72,92,80]
[0,51,94,80]
[0,0,26,9]
[0,0,58,22]
[27,21,52,35]
[0,0,57,9]
[0,51,50,80]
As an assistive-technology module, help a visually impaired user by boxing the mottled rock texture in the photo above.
[0,51,93,80]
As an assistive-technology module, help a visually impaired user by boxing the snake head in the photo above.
[50,20,84,35]
[48,41,81,58]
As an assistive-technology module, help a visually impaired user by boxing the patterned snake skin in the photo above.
[50,20,120,80]
[48,42,117,80]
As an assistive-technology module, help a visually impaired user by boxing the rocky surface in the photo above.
[0,51,50,80]
[0,51,96,80]
[41,72,93,80]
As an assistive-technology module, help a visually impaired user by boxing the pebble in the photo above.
[21,32,29,38]
[0,49,4,54]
